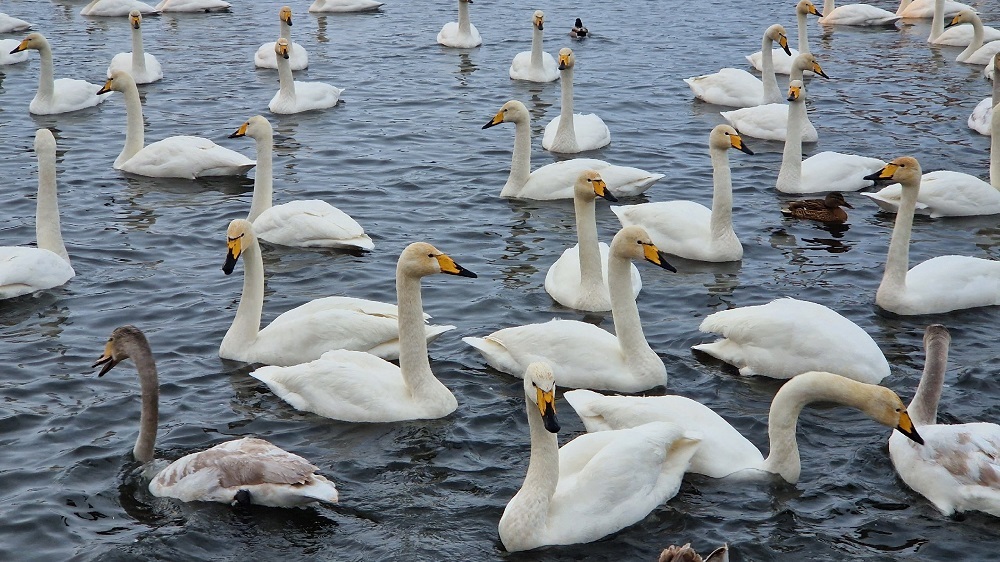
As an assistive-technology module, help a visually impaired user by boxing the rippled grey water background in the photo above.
[2,0,1000,560]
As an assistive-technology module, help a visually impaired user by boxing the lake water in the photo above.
[1,0,999,560]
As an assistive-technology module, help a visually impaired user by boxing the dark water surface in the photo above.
[1,0,999,560]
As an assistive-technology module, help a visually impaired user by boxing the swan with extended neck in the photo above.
[10,33,110,114]
[255,6,308,70]
[542,48,611,153]
[270,38,341,114]
[437,0,481,48]
[509,11,558,82]
[107,11,163,84]
[746,0,822,74]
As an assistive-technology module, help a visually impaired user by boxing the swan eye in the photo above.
[428,253,435,258]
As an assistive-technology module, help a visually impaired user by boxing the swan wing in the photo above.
[864,171,1000,217]
[968,97,993,135]
[30,78,109,115]
[255,41,308,70]
[544,242,641,312]
[309,0,384,12]
[81,0,158,16]
[819,4,899,26]
[519,158,662,199]
[935,24,1000,46]
[798,151,886,193]
[721,103,817,142]
[612,201,741,262]
[108,52,162,83]
[509,51,559,82]
[0,14,32,34]
[254,200,373,250]
[898,0,969,18]
[683,68,764,108]
[542,114,611,152]
[119,135,254,179]
[965,40,1000,65]
[745,48,800,74]
[155,0,231,12]
[0,247,74,299]
[902,255,1000,313]
[437,22,482,48]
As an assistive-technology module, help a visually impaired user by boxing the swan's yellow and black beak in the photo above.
[778,33,791,56]
[811,61,830,79]
[729,132,754,155]
[223,233,244,275]
[787,84,802,102]
[558,52,571,70]
[642,242,677,272]
[276,41,290,60]
[482,109,505,129]
[97,78,114,96]
[436,253,477,278]
[896,410,924,445]
[9,38,28,55]
[592,177,618,202]
[92,341,119,378]
[863,163,898,182]
[808,2,823,17]
[229,122,249,139]
[946,14,962,28]
[534,14,544,30]
[130,14,141,29]
[537,387,559,433]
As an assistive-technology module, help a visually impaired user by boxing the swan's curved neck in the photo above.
[760,34,780,104]
[35,140,69,264]
[117,80,146,167]
[131,341,160,464]
[879,177,918,302]
[131,25,147,75]
[797,9,810,54]
[458,1,472,35]
[224,234,265,351]
[777,99,805,192]
[530,26,543,69]
[929,0,945,41]
[247,132,274,222]
[574,195,603,297]
[909,334,949,426]
[556,66,577,143]
[502,397,558,540]
[504,117,532,194]
[608,252,656,367]
[823,0,835,17]
[958,16,985,60]
[708,146,737,243]
[395,272,443,399]
[277,53,296,100]
[35,41,55,101]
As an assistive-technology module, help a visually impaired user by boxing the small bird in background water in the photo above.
[781,191,852,224]
[570,17,588,38]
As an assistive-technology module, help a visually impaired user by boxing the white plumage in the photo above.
[255,7,308,70]
[269,39,341,114]
[542,48,611,153]
[437,0,481,48]
[107,11,162,84]
[509,11,558,82]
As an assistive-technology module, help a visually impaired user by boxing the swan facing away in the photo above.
[99,71,254,178]
[544,171,642,312]
[230,116,373,250]
[781,191,853,223]
[255,6,308,70]
[611,125,752,263]
[155,0,231,12]
[659,544,729,562]
[92,326,338,507]
[564,370,924,483]
[437,0,481,48]
[498,362,701,552]
[270,39,342,114]
[482,100,662,199]
[81,0,157,17]
[220,219,454,366]
[0,13,31,33]
[509,11,558,82]
[746,0,822,75]
[818,0,900,26]
[10,33,110,115]
[890,325,1000,517]
[684,24,792,108]
[543,48,611,153]
[249,242,476,423]
[107,11,163,84]
[865,158,1000,315]
[309,0,384,12]
[693,297,890,384]
[0,129,74,300]
[464,226,675,393]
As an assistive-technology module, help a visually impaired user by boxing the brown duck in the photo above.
[781,191,852,223]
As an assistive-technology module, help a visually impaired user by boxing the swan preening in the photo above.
[0,129,75,300]
[10,33,111,115]
[255,6,308,70]
[482,100,662,199]
[92,325,338,507]
[781,191,853,223]
[818,0,900,26]
[890,325,1000,517]
[437,0,481,48]
[99,71,255,178]
[746,0,822,75]
[509,11,558,82]
[155,0,231,12]
[542,48,611,153]
[685,24,792,108]
[611,124,751,263]
[464,226,675,393]
[865,157,1000,315]
[249,242,476,423]
[107,11,163,84]
[220,219,453,366]
[81,0,157,17]
[564,370,924,483]
[309,0,384,13]
[498,362,700,552]
[693,297,890,384]
[230,115,373,250]
[270,38,342,114]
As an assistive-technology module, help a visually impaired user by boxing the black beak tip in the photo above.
[863,170,883,181]
[906,428,925,445]
[817,70,830,79]
[482,121,497,130]
[740,144,754,156]
[558,62,567,70]
[228,132,242,139]
[542,412,560,433]
[223,254,237,275]
[456,267,478,279]
[9,47,20,55]
[782,45,792,56]
[601,191,619,203]
[656,251,678,272]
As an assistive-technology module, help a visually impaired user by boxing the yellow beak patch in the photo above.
[536,387,555,416]
[642,243,662,265]
[435,254,461,274]
[228,235,243,260]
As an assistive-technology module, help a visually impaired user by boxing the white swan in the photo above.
[270,39,342,114]
[866,157,1000,315]
[99,71,254,178]
[437,0,481,48]
[746,0,821,75]
[929,0,1000,44]
[563,370,924,482]
[692,297,890,383]
[9,33,110,115]
[950,10,1000,64]
[220,219,454,366]
[542,48,611,153]
[864,105,1000,217]
[482,100,662,199]
[544,171,642,312]
[229,116,373,250]
[464,226,675,393]
[107,11,163,84]
[509,11,558,82]
[818,0,900,26]
[897,0,969,19]
[92,326,338,507]
[255,6,308,70]
[498,362,701,552]
[309,0,384,12]
[889,325,1000,517]
[611,125,752,262]
[721,53,828,142]
[969,54,1000,135]
[81,0,157,16]
[249,243,476,422]
[0,129,74,300]
[155,0,231,12]
[0,38,30,65]
[684,24,792,107]
[0,13,30,33]
[776,80,885,193]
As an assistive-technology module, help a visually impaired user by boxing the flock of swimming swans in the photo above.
[2,0,1000,555]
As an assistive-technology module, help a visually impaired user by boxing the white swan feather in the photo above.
[437,0,481,48]
[542,48,611,153]
[270,39,341,114]
[509,11,558,82]
[10,34,110,115]
[155,0,231,12]
[81,0,158,16]
[107,11,162,84]
[309,0,384,12]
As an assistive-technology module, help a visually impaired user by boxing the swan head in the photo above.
[611,225,677,272]
[98,70,137,96]
[862,384,925,445]
[533,10,544,30]
[229,115,272,140]
[766,24,792,56]
[863,156,922,187]
[524,362,559,433]
[397,242,477,279]
[574,170,618,203]
[482,100,528,129]
[797,0,823,17]
[9,32,46,54]
[279,5,293,26]
[275,38,290,60]
[946,9,977,28]
[787,79,804,103]
[710,124,754,155]
[823,191,852,209]
[557,48,575,71]
[129,10,142,29]
[924,324,951,349]
[35,129,56,154]
[792,53,829,79]
[223,219,255,275]
[92,325,149,377]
